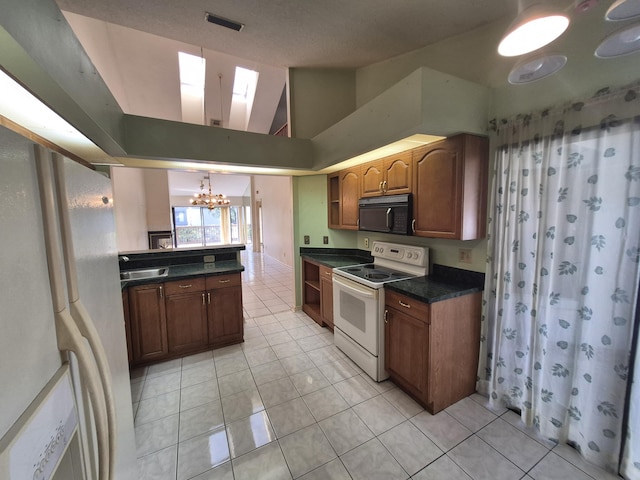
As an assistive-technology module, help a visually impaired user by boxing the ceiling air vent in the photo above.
[210,119,222,127]
[205,12,244,32]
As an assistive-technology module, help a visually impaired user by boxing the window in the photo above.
[173,206,248,248]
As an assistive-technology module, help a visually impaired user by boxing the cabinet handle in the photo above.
[202,293,205,305]
[218,279,231,284]
[207,292,211,304]
[384,309,388,324]
[379,181,383,192]
[159,285,163,299]
[411,219,416,233]
[382,180,387,193]
[398,300,411,309]
[324,271,331,276]
[179,284,192,289]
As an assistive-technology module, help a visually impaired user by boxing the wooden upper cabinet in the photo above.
[327,172,340,229]
[361,152,412,198]
[361,162,385,197]
[412,134,488,240]
[339,167,360,230]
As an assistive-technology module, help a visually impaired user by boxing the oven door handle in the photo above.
[333,274,378,299]
[385,207,392,230]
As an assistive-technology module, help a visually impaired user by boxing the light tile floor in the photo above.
[131,252,622,480]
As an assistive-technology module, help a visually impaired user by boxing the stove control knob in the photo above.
[407,252,413,259]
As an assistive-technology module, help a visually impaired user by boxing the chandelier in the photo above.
[190,175,230,210]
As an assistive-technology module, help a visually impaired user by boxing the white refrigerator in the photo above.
[0,125,137,479]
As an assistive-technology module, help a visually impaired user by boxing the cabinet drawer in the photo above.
[206,273,241,289]
[385,290,429,323]
[319,265,333,280]
[164,277,206,296]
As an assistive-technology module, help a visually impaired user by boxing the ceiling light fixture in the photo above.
[508,53,568,83]
[498,3,570,57]
[191,176,230,210]
[595,21,640,57]
[606,0,640,21]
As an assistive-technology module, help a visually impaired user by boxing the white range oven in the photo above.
[332,241,429,381]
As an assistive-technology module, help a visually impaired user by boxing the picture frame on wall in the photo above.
[148,230,173,249]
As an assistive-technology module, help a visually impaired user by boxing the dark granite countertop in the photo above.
[300,247,373,269]
[300,248,485,304]
[385,275,483,304]
[121,260,244,289]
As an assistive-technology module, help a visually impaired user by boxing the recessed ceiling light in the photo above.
[498,4,570,57]
[508,53,568,83]
[606,0,640,21]
[595,21,640,57]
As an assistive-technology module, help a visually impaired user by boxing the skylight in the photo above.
[228,66,259,131]
[178,51,206,124]
[232,67,258,99]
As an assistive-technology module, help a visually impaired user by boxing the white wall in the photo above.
[143,169,171,231]
[110,167,148,252]
[253,175,294,267]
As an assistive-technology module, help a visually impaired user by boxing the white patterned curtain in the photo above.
[480,84,640,476]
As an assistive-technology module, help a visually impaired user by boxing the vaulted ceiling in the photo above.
[54,0,517,136]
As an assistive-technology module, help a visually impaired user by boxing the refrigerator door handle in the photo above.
[35,147,111,480]
[52,153,117,479]
[55,310,110,480]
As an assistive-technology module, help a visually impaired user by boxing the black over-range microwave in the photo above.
[358,194,413,235]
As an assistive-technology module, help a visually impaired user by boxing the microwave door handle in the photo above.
[386,207,392,230]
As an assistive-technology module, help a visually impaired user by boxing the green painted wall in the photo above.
[292,175,357,307]
[288,68,356,139]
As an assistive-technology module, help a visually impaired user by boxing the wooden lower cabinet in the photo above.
[319,266,334,329]
[125,272,244,367]
[128,283,168,364]
[385,289,481,414]
[165,278,208,355]
[206,274,244,347]
[302,258,333,328]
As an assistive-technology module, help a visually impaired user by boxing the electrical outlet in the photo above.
[459,248,472,264]
[323,236,329,244]
[304,235,310,245]
[364,237,369,248]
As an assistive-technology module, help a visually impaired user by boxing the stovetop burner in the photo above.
[332,241,429,289]
[335,263,417,285]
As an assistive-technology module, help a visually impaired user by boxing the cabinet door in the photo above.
[208,285,244,347]
[340,168,360,229]
[383,153,412,195]
[128,284,168,363]
[361,161,384,197]
[165,291,208,355]
[319,267,333,329]
[413,137,463,238]
[385,306,429,402]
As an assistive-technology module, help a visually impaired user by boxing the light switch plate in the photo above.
[304,235,310,245]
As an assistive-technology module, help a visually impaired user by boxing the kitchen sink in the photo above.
[120,267,169,281]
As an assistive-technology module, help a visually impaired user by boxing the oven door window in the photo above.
[333,275,380,355]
